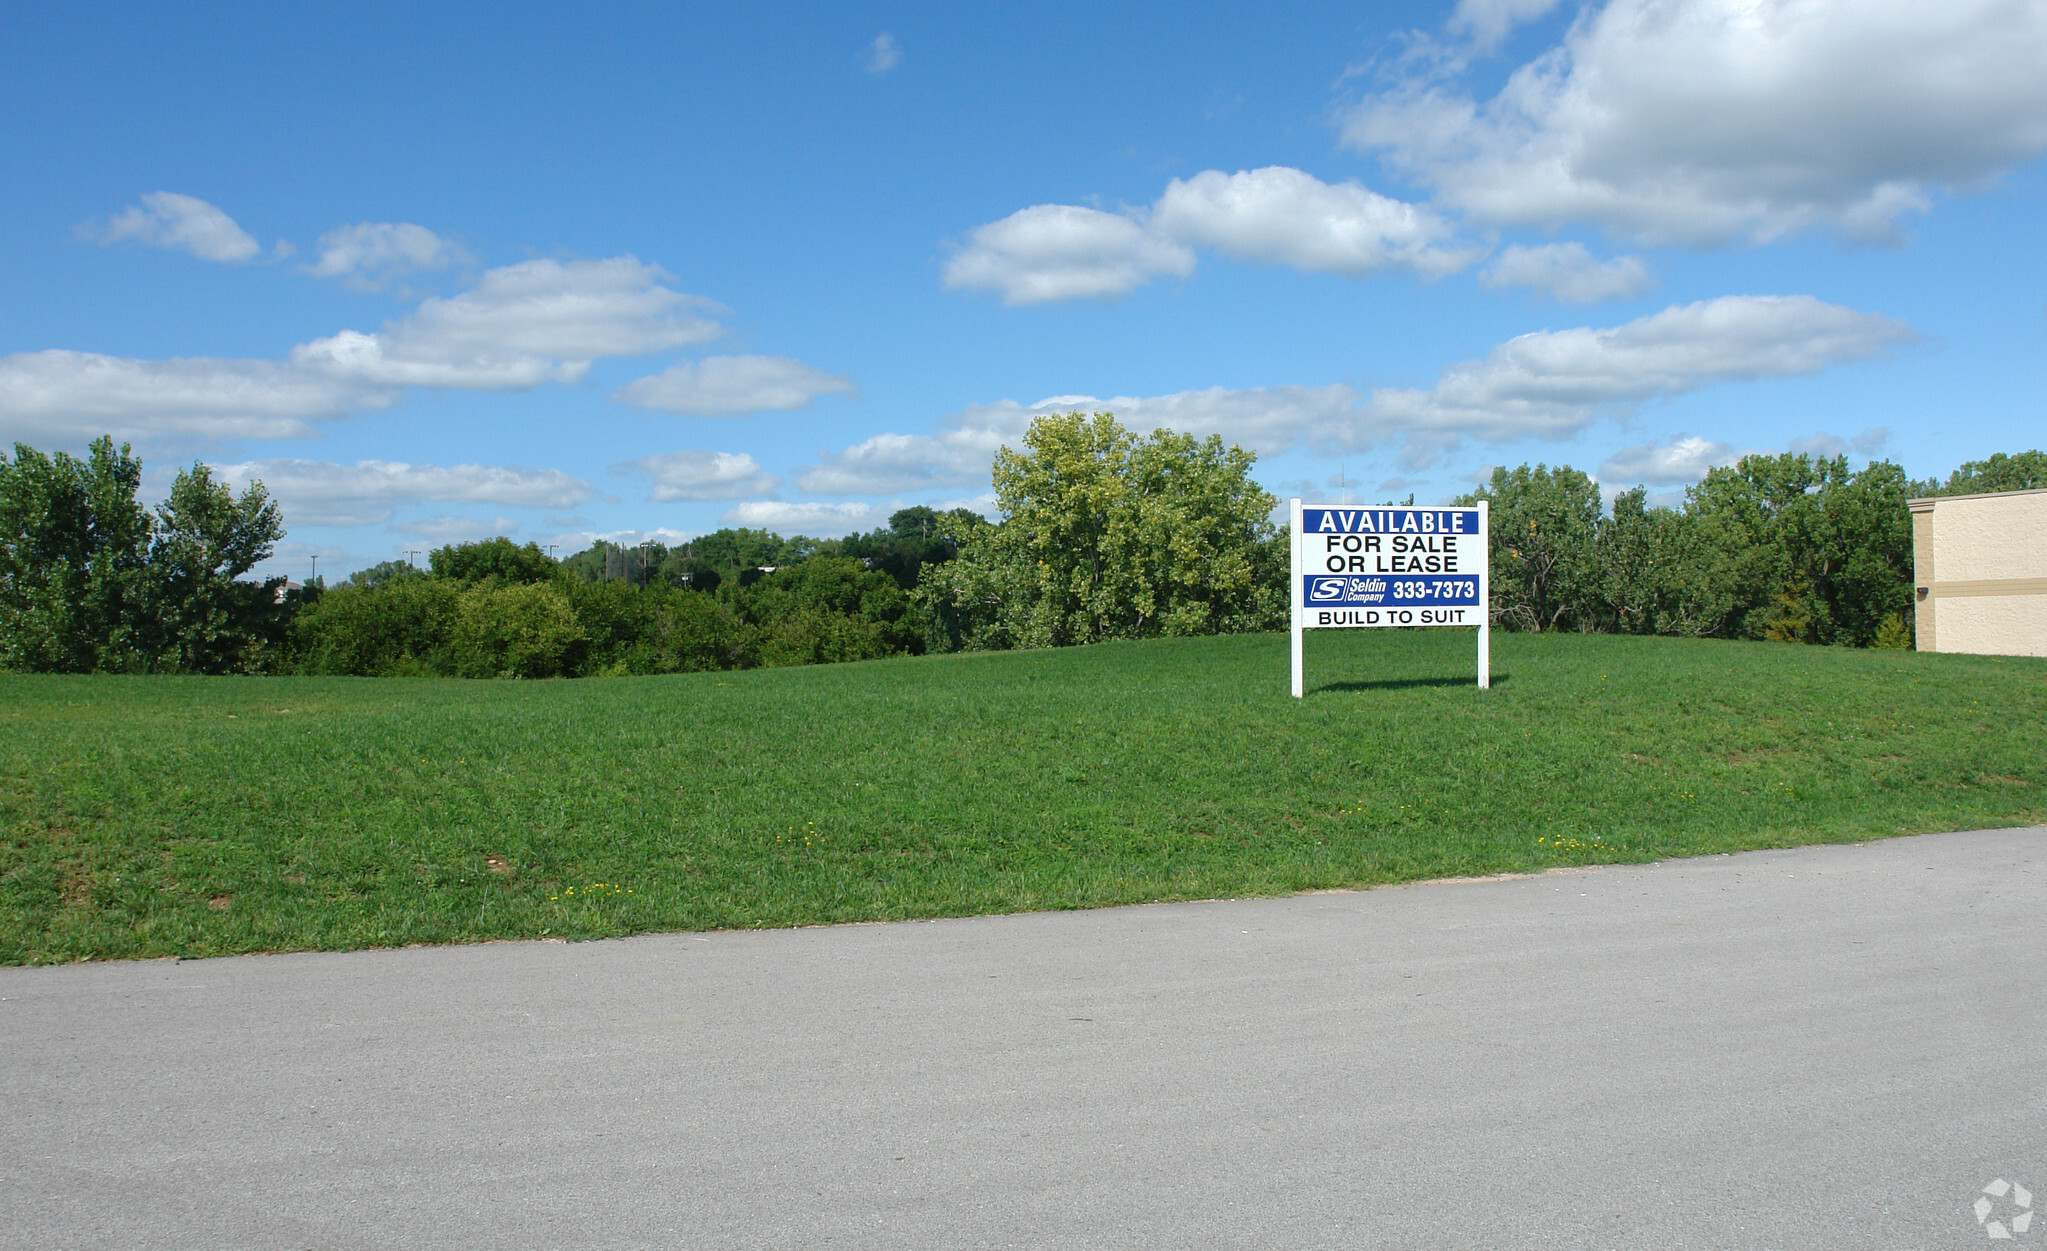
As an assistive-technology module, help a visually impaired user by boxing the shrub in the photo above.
[449,582,585,679]
[726,558,921,666]
[289,578,462,675]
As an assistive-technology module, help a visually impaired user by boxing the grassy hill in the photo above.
[3,629,2042,963]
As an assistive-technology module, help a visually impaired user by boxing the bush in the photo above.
[726,558,921,667]
[564,579,744,675]
[449,581,585,679]
[288,578,462,676]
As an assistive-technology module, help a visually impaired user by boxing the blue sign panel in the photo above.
[1301,574,1481,608]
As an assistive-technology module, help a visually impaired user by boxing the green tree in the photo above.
[635,591,745,672]
[1682,453,1915,647]
[654,548,722,592]
[347,559,427,588]
[0,437,153,672]
[1456,464,1604,632]
[448,581,586,678]
[1598,487,1739,638]
[919,412,1283,649]
[724,556,921,666]
[559,578,741,673]
[838,505,985,590]
[288,577,463,675]
[429,536,559,584]
[142,462,286,673]
[1809,459,1917,646]
[1941,449,2046,495]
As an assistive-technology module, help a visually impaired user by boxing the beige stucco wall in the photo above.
[1909,487,2047,658]
[1932,595,2047,658]
[1928,490,2047,580]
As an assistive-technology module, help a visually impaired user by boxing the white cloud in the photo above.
[1353,295,1914,463]
[1346,0,2047,244]
[386,516,521,544]
[864,32,902,73]
[1599,434,1740,484]
[794,407,1024,495]
[0,349,381,447]
[612,355,855,416]
[0,256,734,450]
[210,458,596,527]
[1448,0,1567,51]
[1603,423,1899,487]
[1787,432,1853,459]
[801,294,1910,488]
[942,205,1197,305]
[796,385,1364,495]
[1479,242,1654,303]
[305,222,470,290]
[934,491,999,518]
[88,192,262,263]
[945,166,1482,304]
[1080,385,1367,456]
[1149,166,1478,279]
[719,500,885,537]
[294,257,726,389]
[542,526,699,554]
[619,450,781,501]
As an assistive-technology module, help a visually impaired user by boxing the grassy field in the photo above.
[3,629,2043,964]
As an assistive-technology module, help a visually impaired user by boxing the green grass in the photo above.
[3,629,2043,964]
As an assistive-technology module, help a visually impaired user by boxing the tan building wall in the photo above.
[1909,487,2047,657]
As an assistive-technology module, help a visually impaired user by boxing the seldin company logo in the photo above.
[1976,1179,2034,1239]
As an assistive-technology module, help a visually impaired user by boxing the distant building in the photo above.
[1909,487,2047,657]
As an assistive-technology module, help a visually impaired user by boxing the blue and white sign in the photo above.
[1289,501,1490,696]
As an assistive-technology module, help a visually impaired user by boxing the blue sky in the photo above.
[4,0,2044,580]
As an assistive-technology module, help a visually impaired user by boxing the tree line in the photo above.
[2,425,2040,676]
[1458,447,2042,648]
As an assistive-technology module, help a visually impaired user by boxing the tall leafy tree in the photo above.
[1599,487,1739,638]
[143,462,286,673]
[1680,452,1916,647]
[0,438,153,672]
[920,411,1283,648]
[347,559,426,589]
[1457,464,1604,632]
[1941,449,2046,495]
[838,505,984,590]
[429,536,560,584]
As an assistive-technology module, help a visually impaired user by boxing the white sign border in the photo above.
[1289,498,1489,698]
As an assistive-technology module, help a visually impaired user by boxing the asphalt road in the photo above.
[3,827,2043,1249]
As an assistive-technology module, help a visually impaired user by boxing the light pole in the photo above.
[309,555,317,587]
[404,549,421,568]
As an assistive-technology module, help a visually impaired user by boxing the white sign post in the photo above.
[1289,498,1489,697]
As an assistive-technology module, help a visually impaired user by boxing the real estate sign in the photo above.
[1289,500,1490,697]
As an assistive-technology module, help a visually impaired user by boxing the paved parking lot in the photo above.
[3,826,2042,1249]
